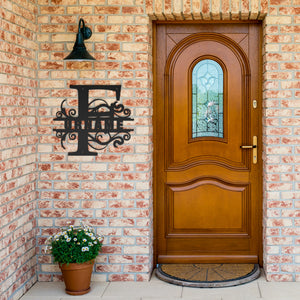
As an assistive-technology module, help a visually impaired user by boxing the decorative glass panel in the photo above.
[192,59,223,138]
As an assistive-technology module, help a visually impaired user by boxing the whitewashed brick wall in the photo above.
[0,1,38,299]
[262,3,300,280]
[1,0,300,299]
[36,0,153,284]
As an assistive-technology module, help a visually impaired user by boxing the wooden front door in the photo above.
[154,23,262,264]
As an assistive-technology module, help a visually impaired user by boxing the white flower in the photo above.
[94,241,97,244]
[73,238,77,241]
[83,239,87,242]
[66,238,71,242]
[88,242,93,246]
[81,247,89,252]
[91,236,96,240]
[45,236,52,243]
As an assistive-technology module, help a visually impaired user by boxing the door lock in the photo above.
[240,136,257,164]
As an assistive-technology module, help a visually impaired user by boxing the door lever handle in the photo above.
[240,145,256,149]
[240,136,257,164]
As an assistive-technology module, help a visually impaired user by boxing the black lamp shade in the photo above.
[64,19,96,61]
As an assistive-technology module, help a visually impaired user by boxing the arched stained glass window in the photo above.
[192,59,224,138]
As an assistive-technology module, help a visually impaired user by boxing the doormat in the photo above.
[156,264,260,288]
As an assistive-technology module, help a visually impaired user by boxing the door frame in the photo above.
[153,21,263,266]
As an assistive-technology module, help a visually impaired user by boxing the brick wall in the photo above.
[147,0,300,283]
[36,0,153,283]
[1,0,300,298]
[33,0,300,285]
[0,0,38,299]
[262,1,300,281]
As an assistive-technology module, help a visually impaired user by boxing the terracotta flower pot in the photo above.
[59,260,94,295]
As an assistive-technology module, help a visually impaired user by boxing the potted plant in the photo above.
[45,222,104,295]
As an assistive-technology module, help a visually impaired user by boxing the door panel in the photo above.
[169,181,247,232]
[154,23,262,264]
[169,37,248,170]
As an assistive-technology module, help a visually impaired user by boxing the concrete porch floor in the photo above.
[20,270,300,300]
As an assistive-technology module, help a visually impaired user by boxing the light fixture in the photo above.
[64,18,95,61]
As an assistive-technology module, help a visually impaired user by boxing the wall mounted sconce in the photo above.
[64,18,95,61]
[53,85,134,156]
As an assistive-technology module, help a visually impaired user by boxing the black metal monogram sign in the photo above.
[53,85,134,156]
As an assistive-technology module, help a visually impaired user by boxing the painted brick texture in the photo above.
[145,0,299,283]
[0,0,38,299]
[262,1,300,282]
[35,0,300,284]
[1,0,300,299]
[36,0,153,284]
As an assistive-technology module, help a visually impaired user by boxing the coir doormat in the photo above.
[156,264,260,288]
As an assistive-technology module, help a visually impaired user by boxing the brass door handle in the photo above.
[240,136,257,164]
[240,145,256,149]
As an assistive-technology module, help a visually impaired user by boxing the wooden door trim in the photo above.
[153,22,263,266]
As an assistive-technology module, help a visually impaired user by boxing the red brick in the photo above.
[40,210,65,218]
[267,274,293,281]
[269,0,291,4]
[123,264,149,272]
[266,53,292,61]
[110,237,135,245]
[108,274,135,281]
[95,43,121,51]
[266,35,292,43]
[281,26,300,33]
[82,200,106,208]
[108,164,134,172]
[123,209,149,218]
[95,6,120,14]
[101,246,122,254]
[281,62,300,70]
[40,6,65,14]
[267,255,293,264]
[96,191,121,199]
[109,200,135,208]
[96,264,122,273]
[122,6,144,14]
[109,219,135,227]
[96,173,122,180]
[53,201,79,208]
[97,210,121,218]
[109,182,134,190]
[109,255,134,263]
[282,228,300,235]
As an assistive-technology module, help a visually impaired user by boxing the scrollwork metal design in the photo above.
[53,85,133,156]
